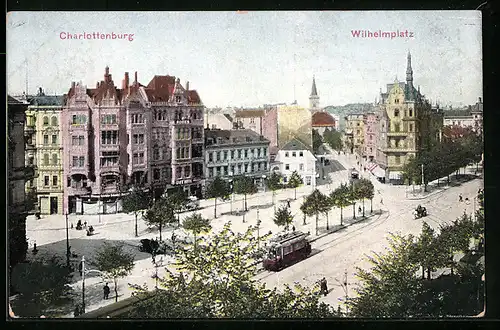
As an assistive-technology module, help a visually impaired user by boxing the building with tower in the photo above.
[309,75,321,112]
[309,76,338,135]
[375,52,443,183]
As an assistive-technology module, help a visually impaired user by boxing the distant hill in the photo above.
[324,103,376,130]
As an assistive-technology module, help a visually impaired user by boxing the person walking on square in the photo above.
[287,199,291,208]
[103,283,110,300]
[459,194,463,202]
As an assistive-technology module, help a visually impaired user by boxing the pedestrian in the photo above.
[320,277,328,296]
[83,221,87,228]
[459,194,463,202]
[103,283,110,300]
[292,225,296,232]
[71,223,74,229]
[287,200,291,208]
[78,261,83,276]
[358,206,362,214]
[380,198,383,205]
[32,243,38,255]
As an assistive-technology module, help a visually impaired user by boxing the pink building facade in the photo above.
[62,67,204,214]
[261,106,278,159]
[363,112,378,161]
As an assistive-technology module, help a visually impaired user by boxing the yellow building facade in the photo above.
[25,92,65,214]
[344,114,365,154]
[277,104,312,150]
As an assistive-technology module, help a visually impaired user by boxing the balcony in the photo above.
[382,147,416,153]
[192,137,203,144]
[174,119,191,125]
[68,186,91,196]
[100,144,120,151]
[99,164,121,173]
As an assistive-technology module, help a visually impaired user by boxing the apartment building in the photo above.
[204,128,270,188]
[62,67,204,214]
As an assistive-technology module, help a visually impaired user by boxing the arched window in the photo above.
[394,109,400,117]
[52,154,58,165]
[44,154,49,165]
[43,116,49,125]
[51,116,58,126]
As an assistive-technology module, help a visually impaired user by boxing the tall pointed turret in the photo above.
[406,51,413,87]
[309,75,320,112]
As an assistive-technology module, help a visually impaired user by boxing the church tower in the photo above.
[309,75,320,113]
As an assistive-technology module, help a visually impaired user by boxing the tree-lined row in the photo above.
[348,198,484,317]
[402,133,483,189]
[290,178,375,235]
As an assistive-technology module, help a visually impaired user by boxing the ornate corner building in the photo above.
[62,67,204,214]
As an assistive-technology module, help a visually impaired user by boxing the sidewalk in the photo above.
[405,171,482,200]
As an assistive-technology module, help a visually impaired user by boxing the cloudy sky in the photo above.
[7,11,482,108]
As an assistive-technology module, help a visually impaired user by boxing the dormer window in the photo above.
[175,96,181,103]
[285,152,289,157]
[394,109,400,117]
[395,99,399,104]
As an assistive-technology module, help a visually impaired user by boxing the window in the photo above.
[216,151,220,161]
[153,148,160,161]
[292,152,296,157]
[244,149,248,158]
[175,96,181,103]
[185,166,191,177]
[238,149,242,159]
[299,164,304,171]
[208,152,213,162]
[72,156,85,167]
[44,154,49,165]
[263,149,267,156]
[131,114,144,124]
[285,164,290,170]
[51,116,58,126]
[28,157,34,165]
[71,115,87,125]
[43,135,49,145]
[52,175,58,186]
[409,109,413,117]
[44,176,50,186]
[395,155,401,164]
[250,118,255,124]
[285,152,289,157]
[306,176,312,185]
[101,114,117,124]
[102,131,119,145]
[132,152,144,165]
[43,116,49,125]
[132,133,144,144]
[395,99,400,104]
[52,154,58,165]
[409,123,413,132]
[394,123,400,132]
[223,151,228,160]
[394,109,400,117]
[100,151,119,166]
[230,150,235,159]
[299,151,303,157]
[52,134,57,145]
[153,169,161,180]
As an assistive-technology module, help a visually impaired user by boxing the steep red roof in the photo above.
[312,112,336,127]
[187,90,201,104]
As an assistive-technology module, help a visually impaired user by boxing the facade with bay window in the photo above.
[62,67,204,214]
[204,129,270,188]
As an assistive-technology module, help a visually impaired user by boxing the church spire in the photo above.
[309,75,320,111]
[311,75,318,96]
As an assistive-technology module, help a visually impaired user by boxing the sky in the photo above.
[7,11,482,108]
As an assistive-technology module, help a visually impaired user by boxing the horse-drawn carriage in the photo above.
[139,239,168,255]
[413,205,427,219]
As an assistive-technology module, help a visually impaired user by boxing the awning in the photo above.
[372,166,386,178]
[389,171,403,180]
[367,162,378,172]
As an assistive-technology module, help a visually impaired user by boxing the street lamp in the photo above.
[65,212,70,268]
[80,255,105,314]
[228,172,234,215]
[334,269,350,316]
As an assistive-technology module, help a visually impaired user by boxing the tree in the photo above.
[323,129,343,151]
[122,187,150,237]
[266,172,283,209]
[287,171,303,200]
[233,175,258,212]
[274,205,294,231]
[205,176,231,219]
[301,189,330,236]
[347,233,424,317]
[128,223,338,318]
[182,213,212,249]
[353,178,374,217]
[10,256,74,317]
[143,197,176,241]
[166,188,190,226]
[312,129,323,154]
[415,222,448,280]
[330,183,352,226]
[93,243,135,302]
[349,183,363,219]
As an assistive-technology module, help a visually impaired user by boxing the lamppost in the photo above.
[257,211,261,250]
[228,171,234,215]
[65,212,70,268]
[335,269,350,316]
[80,255,105,314]
[262,175,267,193]
[421,163,425,192]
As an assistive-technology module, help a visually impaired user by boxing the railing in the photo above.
[387,131,408,137]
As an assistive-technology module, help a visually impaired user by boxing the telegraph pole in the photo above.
[421,163,425,192]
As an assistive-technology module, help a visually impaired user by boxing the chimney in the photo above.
[71,82,76,89]
[105,66,109,75]
[478,97,482,103]
[38,87,43,95]
[134,72,138,86]
[186,81,189,91]
[125,72,129,89]
[97,81,100,88]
